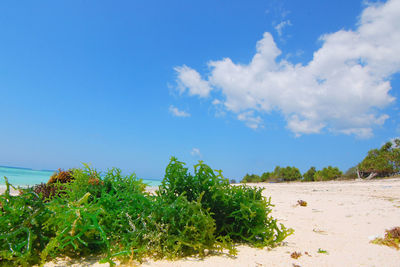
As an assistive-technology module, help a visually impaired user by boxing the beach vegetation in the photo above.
[314,166,342,181]
[261,172,272,182]
[297,200,307,207]
[358,138,400,178]
[371,227,400,250]
[47,169,74,184]
[343,166,358,179]
[272,166,302,182]
[303,167,316,182]
[241,166,302,183]
[0,158,291,266]
[240,173,261,183]
[290,251,301,259]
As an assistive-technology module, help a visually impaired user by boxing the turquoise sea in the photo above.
[0,166,161,187]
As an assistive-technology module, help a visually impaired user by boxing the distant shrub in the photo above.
[272,166,302,182]
[240,173,261,183]
[230,179,237,184]
[343,166,358,179]
[314,166,342,181]
[261,172,272,182]
[358,138,400,178]
[303,167,316,182]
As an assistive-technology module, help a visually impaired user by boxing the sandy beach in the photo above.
[2,179,400,266]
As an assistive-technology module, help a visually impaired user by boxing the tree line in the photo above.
[240,138,400,183]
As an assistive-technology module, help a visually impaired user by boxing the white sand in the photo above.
[2,179,400,266]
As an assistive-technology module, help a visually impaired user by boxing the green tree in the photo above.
[303,167,316,182]
[314,166,342,181]
[240,173,261,183]
[261,172,271,182]
[344,166,358,179]
[272,166,302,182]
[358,138,400,178]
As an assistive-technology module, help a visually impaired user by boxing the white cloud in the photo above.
[274,20,292,36]
[174,65,212,97]
[191,148,202,157]
[174,0,400,138]
[169,105,190,117]
[237,111,263,129]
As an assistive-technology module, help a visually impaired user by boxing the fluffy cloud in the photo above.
[190,148,202,157]
[169,105,190,117]
[175,65,212,97]
[174,0,400,138]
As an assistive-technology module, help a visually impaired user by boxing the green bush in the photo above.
[358,138,400,178]
[272,166,302,182]
[240,173,261,183]
[314,166,342,181]
[0,158,291,266]
[158,157,291,247]
[261,172,272,182]
[303,167,316,182]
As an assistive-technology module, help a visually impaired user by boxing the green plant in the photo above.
[303,167,316,182]
[0,178,51,266]
[241,173,261,183]
[158,157,292,247]
[47,169,74,184]
[0,158,291,266]
[358,139,400,178]
[314,166,342,181]
[371,227,400,250]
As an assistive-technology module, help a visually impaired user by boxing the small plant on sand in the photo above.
[371,227,400,250]
[290,251,302,259]
[317,248,328,254]
[297,200,307,207]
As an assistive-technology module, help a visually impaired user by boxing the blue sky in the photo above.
[1,0,399,180]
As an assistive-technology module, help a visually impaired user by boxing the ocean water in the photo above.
[0,166,161,187]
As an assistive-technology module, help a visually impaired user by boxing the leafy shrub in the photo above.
[272,166,302,182]
[1,158,291,266]
[32,183,65,201]
[314,166,342,181]
[303,167,316,182]
[358,138,400,178]
[47,169,74,184]
[240,173,261,183]
[0,178,50,266]
[158,157,292,247]
[343,166,358,179]
[261,172,272,182]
